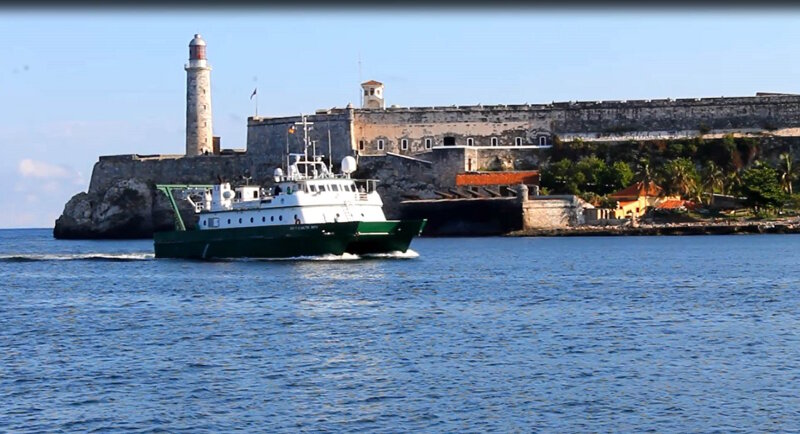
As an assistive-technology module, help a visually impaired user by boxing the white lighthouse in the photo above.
[185,34,213,156]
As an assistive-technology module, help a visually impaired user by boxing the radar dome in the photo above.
[341,156,357,174]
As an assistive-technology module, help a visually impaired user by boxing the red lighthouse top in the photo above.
[189,34,207,60]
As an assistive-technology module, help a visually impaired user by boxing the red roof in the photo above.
[361,80,383,86]
[455,171,539,186]
[656,199,686,210]
[609,181,663,199]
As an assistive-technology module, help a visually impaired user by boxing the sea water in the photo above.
[2,229,800,432]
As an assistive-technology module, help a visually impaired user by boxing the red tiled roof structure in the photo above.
[655,199,686,210]
[455,171,539,186]
[361,80,383,86]
[609,180,663,199]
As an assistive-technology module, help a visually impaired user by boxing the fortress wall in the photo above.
[550,95,800,135]
[353,108,552,153]
[246,110,354,169]
[88,154,254,195]
[473,148,547,171]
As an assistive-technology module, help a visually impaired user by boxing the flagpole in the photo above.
[255,87,258,117]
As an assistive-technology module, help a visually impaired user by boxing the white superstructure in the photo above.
[187,154,386,231]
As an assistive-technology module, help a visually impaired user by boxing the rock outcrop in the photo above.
[54,178,175,239]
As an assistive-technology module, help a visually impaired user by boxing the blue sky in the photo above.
[3,9,800,228]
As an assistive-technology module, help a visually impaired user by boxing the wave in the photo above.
[361,249,420,259]
[0,253,154,262]
[213,250,419,262]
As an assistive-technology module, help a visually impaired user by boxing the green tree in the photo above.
[702,160,725,200]
[574,155,607,194]
[540,159,578,195]
[661,157,699,198]
[600,161,634,194]
[738,164,786,212]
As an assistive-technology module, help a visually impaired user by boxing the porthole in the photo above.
[271,216,274,222]
[250,217,254,223]
[227,219,231,224]
[262,216,266,222]
[239,218,242,223]
[279,215,283,221]
[202,220,206,226]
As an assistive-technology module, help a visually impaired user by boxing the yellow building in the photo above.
[609,181,679,219]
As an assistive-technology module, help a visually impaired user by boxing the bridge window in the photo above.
[377,139,385,151]
[332,184,340,191]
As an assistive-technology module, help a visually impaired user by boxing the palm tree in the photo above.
[779,152,795,195]
[702,160,725,203]
[663,158,698,198]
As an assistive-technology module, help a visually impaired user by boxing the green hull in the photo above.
[154,222,359,259]
[153,219,426,259]
[346,220,427,255]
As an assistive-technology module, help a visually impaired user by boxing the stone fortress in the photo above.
[54,34,800,238]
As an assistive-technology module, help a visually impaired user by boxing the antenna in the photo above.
[358,51,362,108]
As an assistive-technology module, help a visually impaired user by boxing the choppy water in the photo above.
[2,229,800,432]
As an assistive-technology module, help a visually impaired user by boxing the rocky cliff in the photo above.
[54,154,253,239]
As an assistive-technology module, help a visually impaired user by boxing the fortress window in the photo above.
[539,136,547,146]
[425,138,432,149]
[377,139,385,151]
[401,139,408,150]
[491,137,498,147]
[443,136,455,147]
[359,140,365,151]
[467,138,474,146]
[515,137,523,146]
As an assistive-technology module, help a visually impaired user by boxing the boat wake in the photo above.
[0,253,155,263]
[361,249,420,259]
[214,250,420,262]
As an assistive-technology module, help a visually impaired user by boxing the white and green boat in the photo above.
[153,153,425,260]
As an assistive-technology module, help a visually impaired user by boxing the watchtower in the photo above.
[361,80,385,109]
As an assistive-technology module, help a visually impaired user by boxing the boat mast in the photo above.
[294,114,314,178]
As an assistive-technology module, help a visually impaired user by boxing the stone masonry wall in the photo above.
[246,109,354,170]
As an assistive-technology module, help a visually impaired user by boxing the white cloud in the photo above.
[18,158,83,184]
